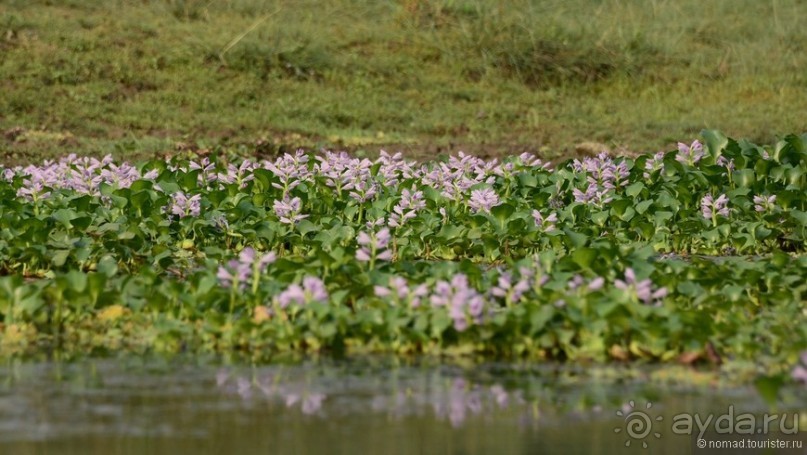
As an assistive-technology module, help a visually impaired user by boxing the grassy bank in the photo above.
[1,0,807,163]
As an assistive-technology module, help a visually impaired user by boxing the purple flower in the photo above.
[490,271,531,305]
[753,195,776,213]
[217,160,256,188]
[316,154,379,203]
[675,140,705,166]
[216,247,276,289]
[571,152,628,189]
[532,210,558,232]
[716,155,735,172]
[420,153,495,203]
[273,196,308,224]
[517,152,550,169]
[374,276,428,308]
[189,157,218,185]
[277,284,306,308]
[573,182,613,207]
[701,193,729,220]
[588,276,605,291]
[217,259,250,290]
[16,173,52,202]
[792,352,807,384]
[168,192,202,218]
[430,274,488,331]
[276,276,328,309]
[643,151,665,179]
[377,150,420,186]
[468,188,500,213]
[356,228,393,264]
[614,268,667,305]
[389,187,426,228]
[568,275,604,292]
[142,169,160,180]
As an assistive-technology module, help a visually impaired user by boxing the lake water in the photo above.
[0,356,804,454]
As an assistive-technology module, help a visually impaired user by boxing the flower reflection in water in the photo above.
[215,366,530,426]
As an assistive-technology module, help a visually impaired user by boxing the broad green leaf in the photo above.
[754,375,784,405]
[571,247,597,269]
[625,182,645,198]
[491,204,515,223]
[733,169,756,187]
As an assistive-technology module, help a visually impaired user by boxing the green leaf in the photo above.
[733,169,756,187]
[754,375,784,405]
[790,210,807,227]
[491,204,515,223]
[591,210,609,226]
[51,208,79,229]
[529,305,554,334]
[701,129,729,157]
[431,312,451,337]
[635,200,653,214]
[625,182,645,198]
[517,172,538,188]
[97,255,118,278]
[652,211,674,226]
[296,219,317,236]
[437,224,465,241]
[563,229,589,248]
[571,247,597,269]
[64,270,88,293]
[51,250,70,267]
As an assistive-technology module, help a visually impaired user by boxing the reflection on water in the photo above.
[0,357,803,454]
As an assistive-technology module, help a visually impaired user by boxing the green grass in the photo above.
[1,0,806,164]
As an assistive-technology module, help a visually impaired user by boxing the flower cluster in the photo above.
[573,182,613,207]
[643,151,666,179]
[273,196,308,224]
[11,154,143,199]
[676,140,706,166]
[388,187,426,228]
[571,151,629,190]
[16,171,52,202]
[188,157,218,185]
[490,271,532,305]
[216,247,277,290]
[716,155,735,172]
[420,152,496,202]
[356,228,393,263]
[468,187,501,213]
[614,268,668,305]
[168,192,202,218]
[430,274,488,331]
[217,160,256,188]
[567,275,605,292]
[753,194,776,213]
[374,276,429,308]
[264,150,311,195]
[701,193,729,220]
[275,276,329,308]
[532,211,558,232]
[377,150,420,187]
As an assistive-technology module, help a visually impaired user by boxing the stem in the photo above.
[228,281,238,319]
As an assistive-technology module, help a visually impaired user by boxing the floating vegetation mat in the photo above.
[0,131,805,387]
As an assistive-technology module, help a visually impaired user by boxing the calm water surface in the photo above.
[0,356,803,454]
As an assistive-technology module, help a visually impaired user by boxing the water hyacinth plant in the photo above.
[0,130,803,383]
